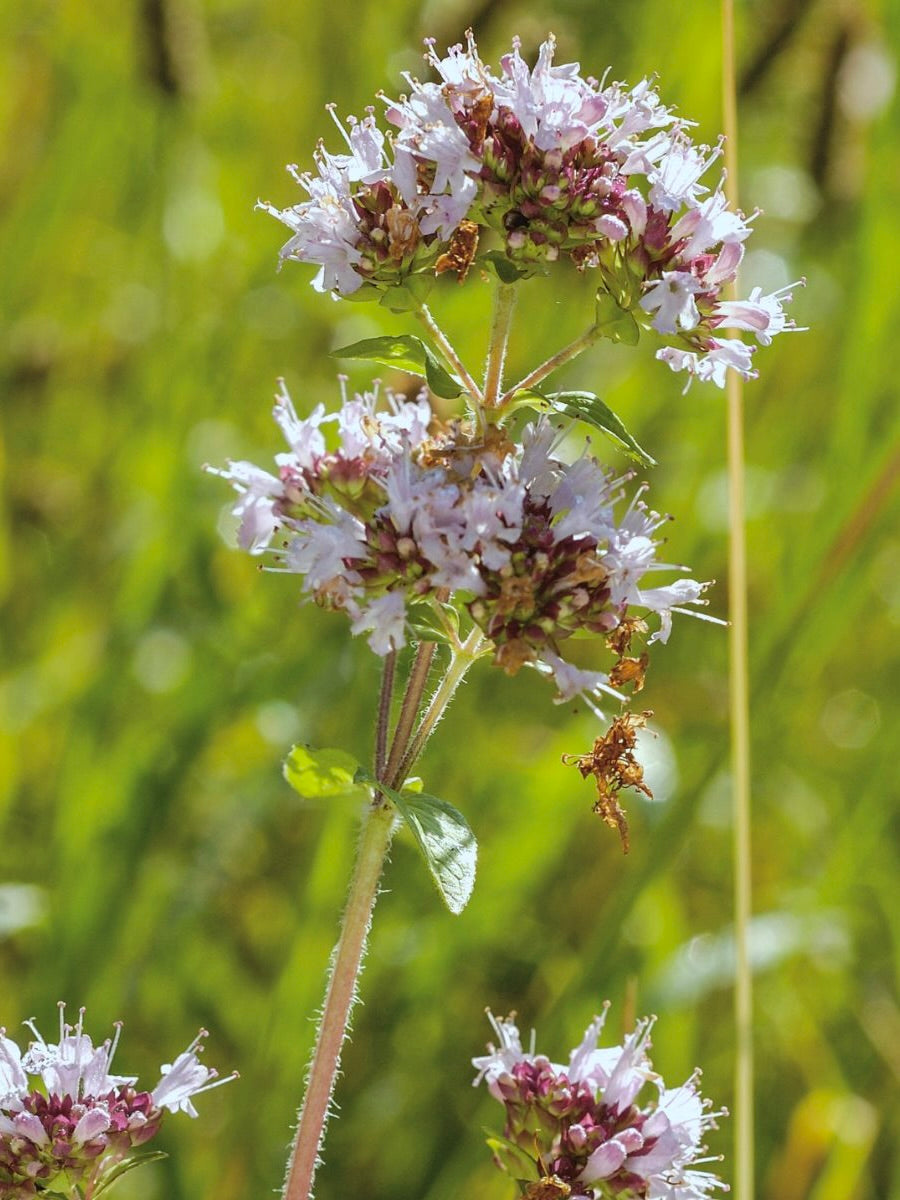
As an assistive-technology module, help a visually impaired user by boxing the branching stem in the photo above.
[501,323,602,405]
[385,642,437,786]
[397,628,487,783]
[374,650,396,779]
[483,282,517,408]
[282,633,485,1200]
[415,303,484,405]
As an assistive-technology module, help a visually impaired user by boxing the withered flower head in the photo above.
[562,710,654,853]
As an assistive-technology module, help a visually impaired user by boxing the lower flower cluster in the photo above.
[474,1011,726,1200]
[212,382,709,706]
[0,1007,234,1199]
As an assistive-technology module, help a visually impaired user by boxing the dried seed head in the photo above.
[562,710,654,853]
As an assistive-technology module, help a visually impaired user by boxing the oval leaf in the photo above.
[515,388,656,467]
[595,291,640,345]
[387,785,477,914]
[283,745,370,804]
[330,334,463,399]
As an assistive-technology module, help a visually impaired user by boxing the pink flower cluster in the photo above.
[260,31,800,388]
[211,381,709,706]
[0,1007,234,1199]
[474,1010,725,1200]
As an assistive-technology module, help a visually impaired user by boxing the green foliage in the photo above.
[594,291,642,345]
[331,335,464,398]
[283,746,371,805]
[515,389,657,466]
[380,781,478,916]
[1,4,898,1200]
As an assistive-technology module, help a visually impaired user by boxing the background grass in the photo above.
[1,1,898,1198]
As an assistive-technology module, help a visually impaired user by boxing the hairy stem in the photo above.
[385,642,437,786]
[483,282,517,408]
[722,3,755,1197]
[283,633,481,1200]
[501,323,601,405]
[282,800,394,1200]
[415,303,484,405]
[397,628,487,783]
[374,650,396,779]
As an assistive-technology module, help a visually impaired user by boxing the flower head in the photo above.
[475,1010,726,1200]
[260,31,800,387]
[0,1006,235,1199]
[211,381,710,702]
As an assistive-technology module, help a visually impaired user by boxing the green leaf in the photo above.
[330,335,463,399]
[481,251,529,284]
[283,745,370,804]
[514,389,656,467]
[382,782,477,914]
[595,290,640,345]
[484,1131,538,1181]
[93,1151,168,1197]
[407,599,460,646]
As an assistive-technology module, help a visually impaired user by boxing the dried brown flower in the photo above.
[606,616,648,658]
[609,652,649,693]
[562,710,654,853]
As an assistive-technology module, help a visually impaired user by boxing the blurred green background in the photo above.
[1,0,898,1198]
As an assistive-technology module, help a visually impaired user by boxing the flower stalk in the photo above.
[501,322,602,405]
[483,281,517,408]
[415,303,484,405]
[282,799,394,1200]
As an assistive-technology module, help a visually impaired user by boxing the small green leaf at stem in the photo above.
[514,389,656,467]
[481,251,531,284]
[406,600,460,646]
[283,745,371,804]
[365,776,477,913]
[92,1151,169,1197]
[484,1131,539,1181]
[330,335,463,399]
[595,291,641,345]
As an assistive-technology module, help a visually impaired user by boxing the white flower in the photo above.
[714,282,803,345]
[209,460,283,553]
[670,182,753,256]
[273,381,327,468]
[657,337,757,390]
[285,503,368,591]
[0,1035,27,1105]
[471,1012,532,1099]
[540,651,613,705]
[648,135,721,212]
[257,158,365,296]
[348,591,407,655]
[640,271,705,335]
[152,1031,231,1118]
[494,35,610,152]
[386,82,481,234]
[549,456,618,541]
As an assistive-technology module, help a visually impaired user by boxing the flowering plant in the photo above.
[475,1010,725,1200]
[0,1007,234,1199]
[260,31,799,390]
[207,26,800,1200]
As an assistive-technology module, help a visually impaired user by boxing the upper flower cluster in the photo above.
[474,1010,725,1200]
[211,381,708,708]
[260,30,800,388]
[0,1006,234,1199]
